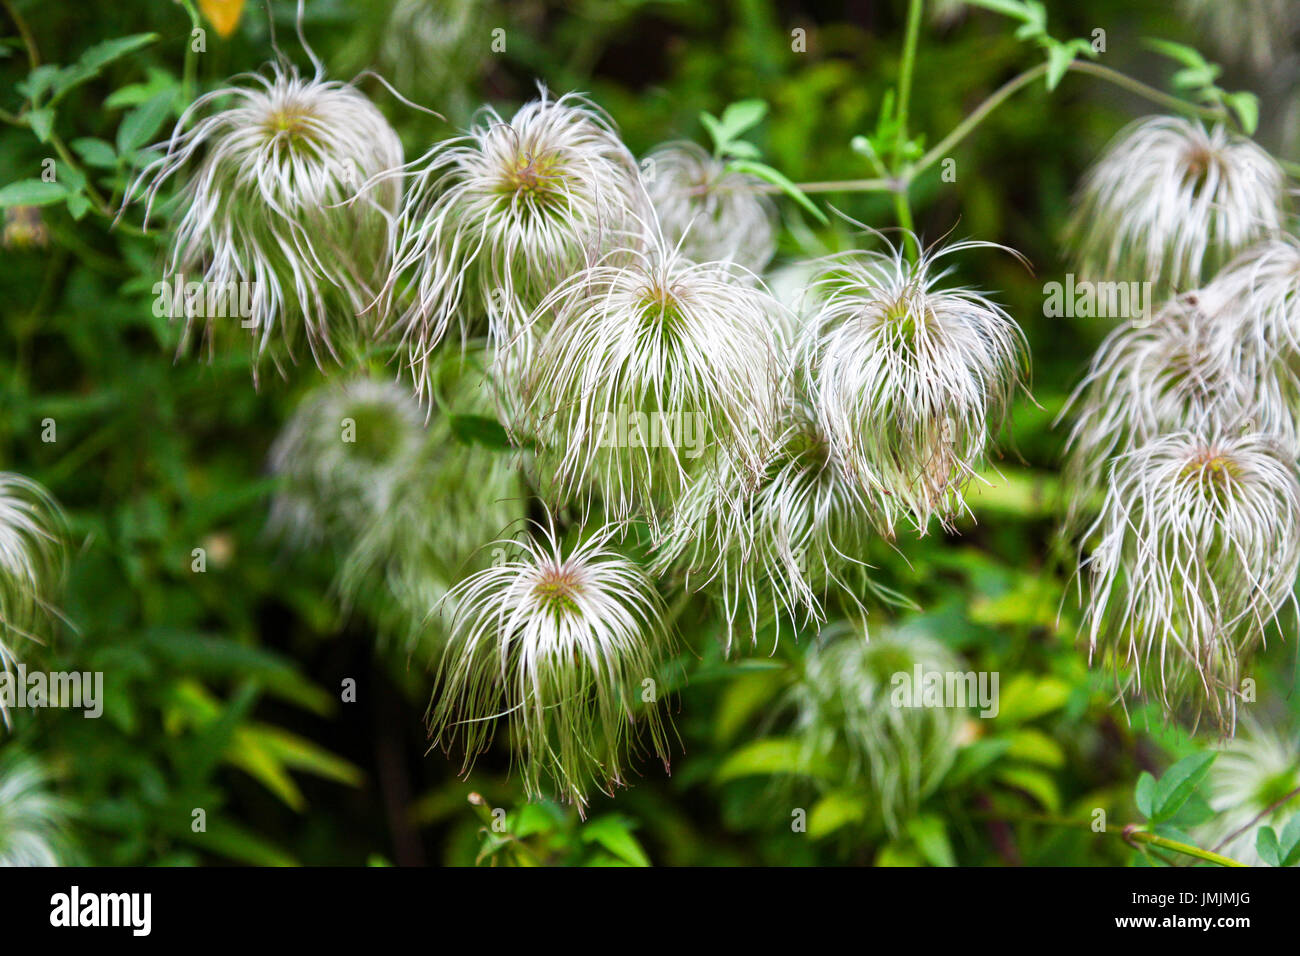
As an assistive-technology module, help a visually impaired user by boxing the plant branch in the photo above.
[976,810,1247,867]
[2,0,40,69]
[1208,784,1300,856]
[762,58,1242,199]
[893,0,925,262]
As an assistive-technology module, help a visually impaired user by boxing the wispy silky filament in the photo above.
[135,60,404,370]
[644,141,777,272]
[1061,293,1300,511]
[0,751,72,866]
[268,371,523,649]
[0,473,65,725]
[1066,116,1283,296]
[427,519,672,811]
[267,378,428,549]
[523,232,785,529]
[784,629,964,833]
[1079,430,1300,732]
[801,236,1028,532]
[1198,720,1300,865]
[382,88,644,405]
[653,390,888,649]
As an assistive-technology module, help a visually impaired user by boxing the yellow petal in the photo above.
[199,0,246,39]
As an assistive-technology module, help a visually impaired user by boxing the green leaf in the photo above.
[1224,91,1260,136]
[720,139,761,160]
[1143,38,1212,71]
[105,67,179,109]
[713,671,783,744]
[66,193,91,220]
[71,137,118,168]
[0,179,69,208]
[716,737,825,782]
[26,107,54,143]
[1011,1,1047,40]
[946,738,1012,785]
[808,790,865,837]
[48,33,160,105]
[1256,826,1280,867]
[718,99,768,139]
[698,112,726,153]
[247,724,364,789]
[1135,771,1157,818]
[1279,813,1300,867]
[1005,728,1065,768]
[963,0,1037,23]
[18,64,62,103]
[1168,792,1215,828]
[1044,42,1075,92]
[994,765,1061,812]
[448,413,514,450]
[906,815,956,867]
[1150,752,1216,823]
[994,674,1071,724]
[726,159,827,224]
[117,91,174,155]
[172,818,297,867]
[581,816,650,867]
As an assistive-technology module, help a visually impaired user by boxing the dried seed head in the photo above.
[0,473,65,724]
[1080,430,1300,732]
[135,60,404,369]
[644,141,777,272]
[802,236,1028,532]
[1066,116,1284,295]
[383,88,644,404]
[428,519,673,811]
[523,231,786,529]
[785,628,965,833]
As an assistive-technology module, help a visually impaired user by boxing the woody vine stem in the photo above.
[761,0,1300,219]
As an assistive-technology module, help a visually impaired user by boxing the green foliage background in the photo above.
[2,0,1299,866]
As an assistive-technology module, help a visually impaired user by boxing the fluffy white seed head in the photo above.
[643,141,777,272]
[1200,235,1300,361]
[267,378,428,549]
[135,60,404,369]
[523,233,786,528]
[376,0,490,112]
[652,391,889,649]
[333,364,526,649]
[1198,720,1300,865]
[383,88,644,404]
[1066,116,1284,295]
[428,519,672,811]
[785,628,965,833]
[0,473,65,721]
[1080,430,1300,732]
[1179,0,1297,71]
[0,751,72,866]
[802,236,1028,532]
[1061,293,1300,510]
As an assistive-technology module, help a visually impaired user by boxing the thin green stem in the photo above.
[1069,60,1230,128]
[893,190,917,257]
[915,62,1050,177]
[894,0,924,165]
[754,176,896,195]
[178,0,201,105]
[980,810,1247,867]
[1207,783,1300,856]
[2,0,40,69]
[892,0,925,262]
[769,58,1244,199]
[1126,826,1246,868]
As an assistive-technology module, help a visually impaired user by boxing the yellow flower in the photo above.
[199,0,245,39]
